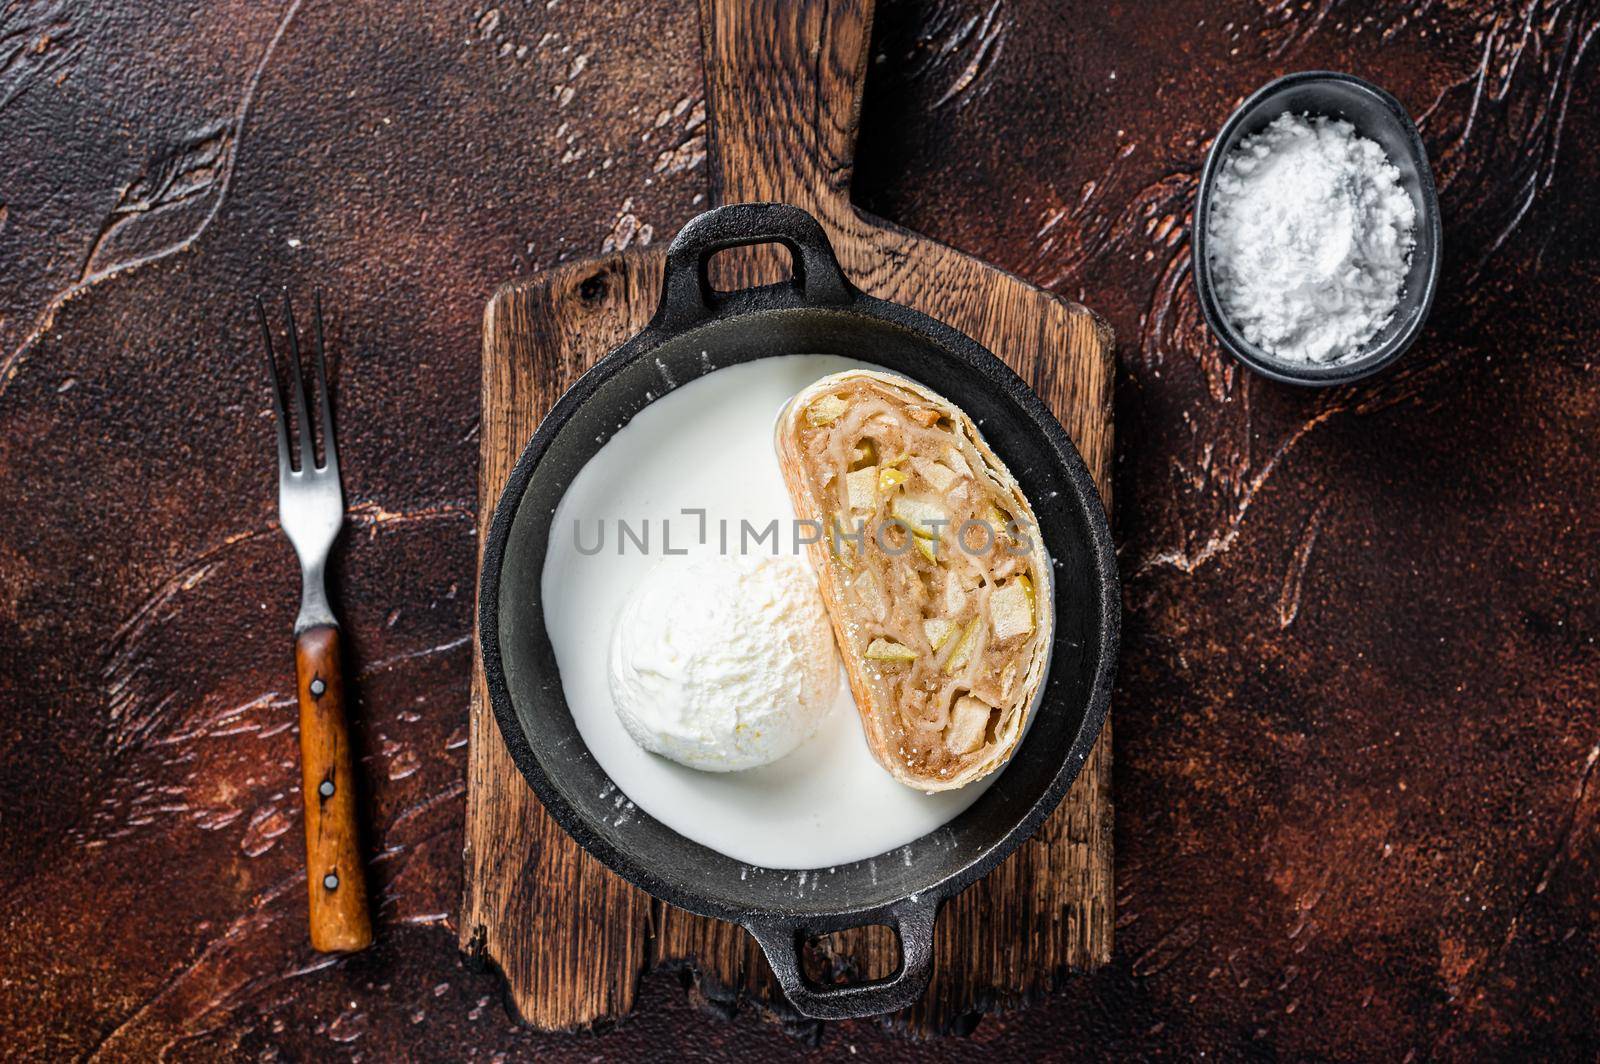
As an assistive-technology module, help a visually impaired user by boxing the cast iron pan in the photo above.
[479,202,1119,1020]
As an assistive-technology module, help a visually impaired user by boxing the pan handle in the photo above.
[745,897,938,1021]
[656,202,854,328]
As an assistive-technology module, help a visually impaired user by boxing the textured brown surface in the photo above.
[1,0,1597,1060]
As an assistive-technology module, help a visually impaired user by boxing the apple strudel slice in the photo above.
[776,369,1052,791]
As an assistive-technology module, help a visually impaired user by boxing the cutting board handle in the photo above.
[698,0,875,218]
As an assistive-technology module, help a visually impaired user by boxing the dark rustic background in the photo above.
[2,0,1597,1059]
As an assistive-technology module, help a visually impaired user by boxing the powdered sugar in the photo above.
[1206,112,1417,365]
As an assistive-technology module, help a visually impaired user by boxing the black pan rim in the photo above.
[478,276,1119,929]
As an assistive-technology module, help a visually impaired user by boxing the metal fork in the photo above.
[257,292,372,953]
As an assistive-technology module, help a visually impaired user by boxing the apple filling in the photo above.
[777,372,1051,790]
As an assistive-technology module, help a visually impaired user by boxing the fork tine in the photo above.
[311,290,337,473]
[283,297,316,471]
[256,297,291,471]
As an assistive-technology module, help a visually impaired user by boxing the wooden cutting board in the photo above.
[461,0,1114,1036]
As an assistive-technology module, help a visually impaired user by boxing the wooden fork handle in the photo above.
[294,624,373,952]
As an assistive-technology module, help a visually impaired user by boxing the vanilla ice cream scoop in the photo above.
[608,554,839,771]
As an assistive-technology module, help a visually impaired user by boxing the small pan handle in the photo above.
[746,897,938,1021]
[656,202,854,328]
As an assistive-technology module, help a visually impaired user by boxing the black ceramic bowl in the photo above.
[479,203,1119,1020]
[1193,71,1442,386]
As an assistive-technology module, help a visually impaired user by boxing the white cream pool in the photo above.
[540,354,997,869]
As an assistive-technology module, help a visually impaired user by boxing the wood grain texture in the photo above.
[464,0,1114,1034]
[462,258,662,1029]
[294,624,373,953]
